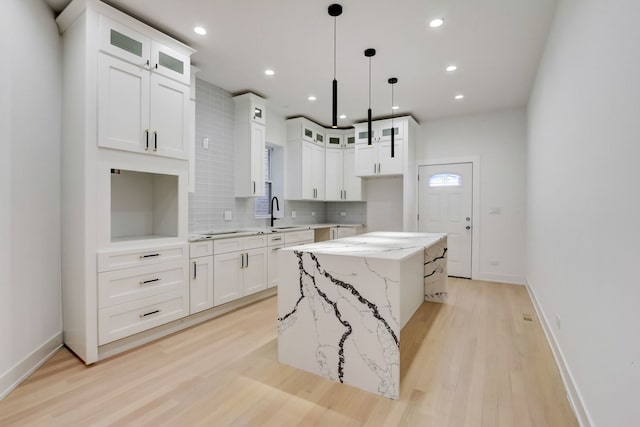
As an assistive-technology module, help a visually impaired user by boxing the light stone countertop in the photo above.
[281,231,447,261]
[188,223,365,242]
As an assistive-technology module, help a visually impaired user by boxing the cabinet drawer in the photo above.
[284,230,314,245]
[98,244,187,272]
[190,240,213,258]
[267,234,285,246]
[98,260,188,308]
[213,235,267,254]
[243,234,267,250]
[214,237,243,254]
[98,288,189,345]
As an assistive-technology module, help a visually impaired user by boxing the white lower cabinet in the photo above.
[189,241,214,314]
[98,288,189,345]
[213,235,268,306]
[267,233,285,288]
[97,243,189,345]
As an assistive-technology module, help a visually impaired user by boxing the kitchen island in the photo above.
[277,232,447,399]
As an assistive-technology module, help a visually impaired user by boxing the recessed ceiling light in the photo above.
[429,18,444,28]
[193,26,207,35]
[446,65,457,72]
[455,94,464,100]
[339,114,346,119]
[264,69,275,76]
[308,95,317,101]
[392,105,399,110]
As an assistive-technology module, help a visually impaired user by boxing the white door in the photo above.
[149,73,190,159]
[267,245,284,288]
[325,148,343,201]
[243,248,268,296]
[378,140,404,175]
[97,53,149,153]
[213,252,243,306]
[189,256,213,314]
[354,144,378,177]
[311,143,325,199]
[250,122,265,196]
[418,163,473,278]
[343,148,362,201]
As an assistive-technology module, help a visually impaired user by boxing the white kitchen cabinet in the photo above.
[267,233,285,288]
[329,226,362,240]
[213,235,268,306]
[326,145,363,201]
[97,15,191,160]
[189,241,213,315]
[58,0,194,364]
[287,117,326,201]
[354,118,408,177]
[234,93,266,197]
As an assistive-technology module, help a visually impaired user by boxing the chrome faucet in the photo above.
[270,196,280,227]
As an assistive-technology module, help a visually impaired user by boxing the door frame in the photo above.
[417,156,480,280]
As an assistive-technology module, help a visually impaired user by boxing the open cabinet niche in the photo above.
[110,169,179,241]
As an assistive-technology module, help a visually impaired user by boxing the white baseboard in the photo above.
[473,272,525,285]
[525,281,593,427]
[0,332,63,400]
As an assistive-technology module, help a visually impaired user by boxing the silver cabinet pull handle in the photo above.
[139,309,160,318]
[139,253,160,259]
[272,237,282,241]
[139,278,160,285]
[145,129,149,150]
[373,163,376,174]
[153,131,158,151]
[245,253,249,267]
[193,261,197,279]
[253,181,256,194]
[344,190,347,199]
[240,253,244,268]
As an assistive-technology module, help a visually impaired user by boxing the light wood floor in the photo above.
[0,279,578,426]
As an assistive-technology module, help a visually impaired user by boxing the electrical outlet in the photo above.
[311,211,316,216]
[202,137,209,149]
[224,210,232,221]
[291,211,296,218]
[556,315,562,330]
[340,211,346,216]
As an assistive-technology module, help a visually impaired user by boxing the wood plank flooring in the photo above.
[0,278,578,426]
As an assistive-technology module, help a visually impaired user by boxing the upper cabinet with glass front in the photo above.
[99,15,190,85]
[60,3,197,160]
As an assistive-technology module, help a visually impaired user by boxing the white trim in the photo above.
[474,272,525,285]
[417,156,480,280]
[525,280,593,427]
[0,332,63,400]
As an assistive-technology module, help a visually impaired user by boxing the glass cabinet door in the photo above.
[151,41,190,85]
[99,15,151,67]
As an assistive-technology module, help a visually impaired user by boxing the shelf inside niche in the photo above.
[111,169,179,242]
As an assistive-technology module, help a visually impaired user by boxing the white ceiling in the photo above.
[46,0,558,127]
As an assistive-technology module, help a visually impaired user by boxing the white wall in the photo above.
[417,108,527,283]
[366,177,404,231]
[527,0,640,425]
[0,0,63,398]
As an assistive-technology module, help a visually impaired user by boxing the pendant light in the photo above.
[388,77,397,158]
[364,48,376,145]
[328,4,342,128]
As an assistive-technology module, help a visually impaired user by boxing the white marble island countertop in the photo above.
[284,231,447,261]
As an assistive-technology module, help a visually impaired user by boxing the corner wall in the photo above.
[527,0,640,425]
[0,0,63,398]
[416,108,527,283]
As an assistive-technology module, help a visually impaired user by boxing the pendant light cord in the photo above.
[368,57,372,108]
[333,18,337,79]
